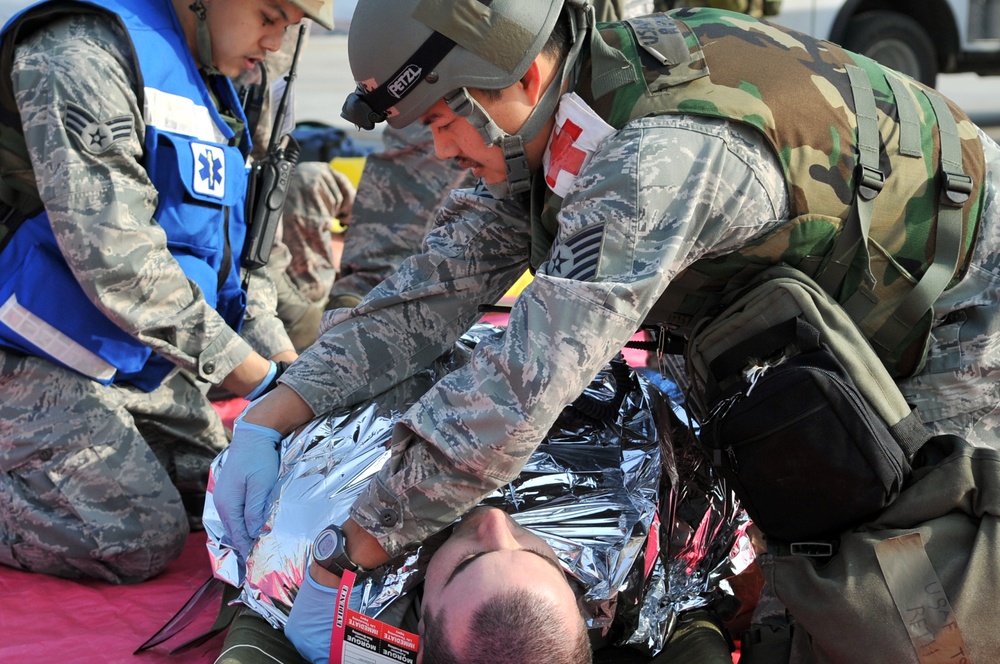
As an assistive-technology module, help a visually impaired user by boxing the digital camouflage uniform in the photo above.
[0,10,292,582]
[273,9,1000,560]
[327,123,474,309]
[268,161,354,350]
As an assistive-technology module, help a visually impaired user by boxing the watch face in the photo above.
[314,528,343,561]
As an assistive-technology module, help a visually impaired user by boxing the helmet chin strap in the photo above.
[188,0,224,76]
[444,1,592,199]
[445,90,530,199]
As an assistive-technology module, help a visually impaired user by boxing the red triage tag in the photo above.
[329,570,420,664]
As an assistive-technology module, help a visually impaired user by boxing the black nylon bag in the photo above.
[698,322,909,543]
[683,267,933,545]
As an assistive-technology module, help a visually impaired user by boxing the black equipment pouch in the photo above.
[241,135,300,270]
[685,266,931,544]
[698,319,908,542]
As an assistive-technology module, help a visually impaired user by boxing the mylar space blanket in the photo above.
[205,324,747,653]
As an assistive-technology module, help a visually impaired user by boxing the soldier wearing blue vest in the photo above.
[0,0,332,584]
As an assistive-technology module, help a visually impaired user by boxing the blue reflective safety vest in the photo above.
[0,0,251,391]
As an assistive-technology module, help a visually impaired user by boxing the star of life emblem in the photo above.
[191,142,226,199]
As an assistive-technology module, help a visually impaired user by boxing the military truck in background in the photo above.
[768,0,1000,88]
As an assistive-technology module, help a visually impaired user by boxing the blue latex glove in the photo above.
[286,569,339,664]
[213,413,282,559]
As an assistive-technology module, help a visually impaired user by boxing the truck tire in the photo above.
[841,11,938,87]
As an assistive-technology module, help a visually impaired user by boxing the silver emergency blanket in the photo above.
[204,324,747,655]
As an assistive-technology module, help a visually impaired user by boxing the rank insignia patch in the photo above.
[546,224,605,281]
[191,142,226,199]
[64,103,133,154]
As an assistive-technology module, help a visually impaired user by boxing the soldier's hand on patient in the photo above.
[213,414,283,559]
[285,567,341,662]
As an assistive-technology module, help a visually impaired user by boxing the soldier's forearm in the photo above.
[241,383,315,435]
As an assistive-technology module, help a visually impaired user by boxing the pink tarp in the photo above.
[0,394,248,664]
[0,531,221,664]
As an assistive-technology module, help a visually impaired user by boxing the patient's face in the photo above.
[418,507,580,653]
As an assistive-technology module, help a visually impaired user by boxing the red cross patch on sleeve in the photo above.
[542,93,615,197]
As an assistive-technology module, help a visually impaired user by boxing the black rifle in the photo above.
[240,24,307,270]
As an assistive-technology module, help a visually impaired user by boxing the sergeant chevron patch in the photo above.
[64,103,133,154]
[546,224,604,281]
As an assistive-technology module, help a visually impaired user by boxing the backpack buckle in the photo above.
[789,541,837,557]
[941,170,973,207]
[856,164,884,201]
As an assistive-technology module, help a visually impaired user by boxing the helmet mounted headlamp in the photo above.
[341,22,460,129]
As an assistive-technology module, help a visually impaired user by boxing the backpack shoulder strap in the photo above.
[813,64,976,374]
[868,89,971,357]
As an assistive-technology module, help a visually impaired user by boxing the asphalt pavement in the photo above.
[295,33,383,150]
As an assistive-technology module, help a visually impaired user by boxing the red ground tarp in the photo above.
[0,530,221,663]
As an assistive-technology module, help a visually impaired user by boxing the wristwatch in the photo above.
[311,524,364,576]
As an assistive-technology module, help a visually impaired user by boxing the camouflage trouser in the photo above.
[267,161,354,351]
[0,350,228,583]
[218,608,309,664]
[327,123,474,309]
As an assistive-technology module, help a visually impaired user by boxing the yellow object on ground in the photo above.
[505,270,533,299]
[330,156,366,188]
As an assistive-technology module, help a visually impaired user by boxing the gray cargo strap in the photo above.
[590,6,638,100]
[870,89,970,356]
[625,15,691,66]
[815,64,881,295]
[875,533,971,663]
[884,72,923,159]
